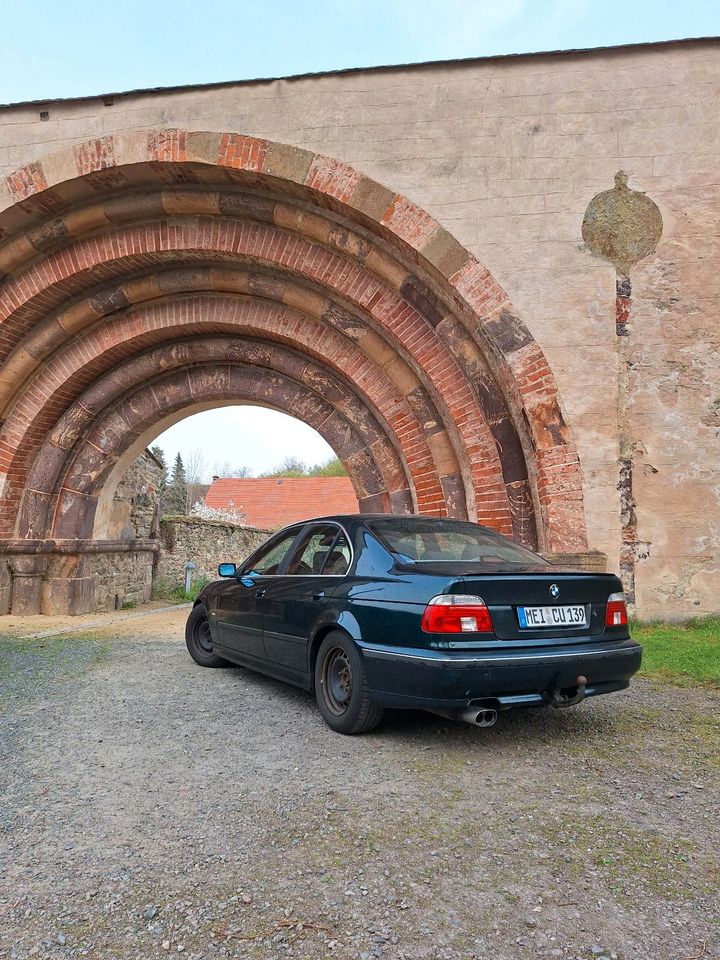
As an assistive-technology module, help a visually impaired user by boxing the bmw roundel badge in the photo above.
[549,583,560,599]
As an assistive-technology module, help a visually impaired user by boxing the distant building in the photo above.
[204,477,359,529]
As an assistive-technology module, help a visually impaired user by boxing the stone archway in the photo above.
[0,129,587,613]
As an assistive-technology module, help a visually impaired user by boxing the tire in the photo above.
[185,605,228,668]
[314,631,384,735]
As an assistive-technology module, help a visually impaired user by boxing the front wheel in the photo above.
[185,605,228,668]
[314,631,383,735]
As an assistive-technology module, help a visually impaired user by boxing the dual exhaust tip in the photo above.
[428,704,499,727]
[430,675,589,728]
[460,706,498,727]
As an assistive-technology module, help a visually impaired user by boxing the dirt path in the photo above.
[1,607,718,960]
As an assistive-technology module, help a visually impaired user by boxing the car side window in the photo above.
[323,532,351,575]
[286,525,351,576]
[245,530,300,576]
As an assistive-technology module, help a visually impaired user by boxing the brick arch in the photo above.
[50,361,407,539]
[20,340,418,539]
[0,130,587,614]
[4,280,486,527]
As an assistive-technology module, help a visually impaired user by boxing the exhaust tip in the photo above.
[474,708,498,727]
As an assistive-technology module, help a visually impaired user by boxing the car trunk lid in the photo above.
[456,570,616,641]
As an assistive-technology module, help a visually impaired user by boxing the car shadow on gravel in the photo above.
[216,658,619,747]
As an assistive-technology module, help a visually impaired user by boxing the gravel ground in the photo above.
[0,607,718,960]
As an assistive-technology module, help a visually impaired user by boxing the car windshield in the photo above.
[366,518,547,565]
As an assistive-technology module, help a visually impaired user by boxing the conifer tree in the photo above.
[167,453,188,514]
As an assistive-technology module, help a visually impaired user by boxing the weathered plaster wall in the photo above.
[0,38,718,618]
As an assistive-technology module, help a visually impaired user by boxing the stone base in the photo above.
[41,577,96,616]
[0,539,159,615]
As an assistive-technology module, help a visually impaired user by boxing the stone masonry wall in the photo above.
[87,550,155,611]
[78,450,165,611]
[109,449,163,540]
[0,39,718,617]
[156,517,271,591]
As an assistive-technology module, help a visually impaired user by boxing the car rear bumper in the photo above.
[356,637,643,710]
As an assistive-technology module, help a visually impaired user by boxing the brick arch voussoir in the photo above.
[3,297,494,531]
[19,337,418,538]
[0,270,473,532]
[47,361,405,540]
[0,222,508,521]
[10,302,453,524]
[0,130,586,551]
[0,183,535,543]
[1,258,464,467]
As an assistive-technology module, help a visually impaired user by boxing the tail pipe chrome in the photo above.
[463,706,498,727]
[427,703,499,727]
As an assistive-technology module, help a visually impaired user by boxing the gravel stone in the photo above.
[1,607,718,960]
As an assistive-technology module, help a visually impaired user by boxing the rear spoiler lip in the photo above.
[390,559,617,578]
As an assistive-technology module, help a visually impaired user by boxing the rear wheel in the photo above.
[185,605,228,668]
[314,631,383,735]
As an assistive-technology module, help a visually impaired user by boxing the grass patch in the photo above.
[632,616,720,689]
[0,632,110,712]
[535,810,714,901]
[151,575,211,603]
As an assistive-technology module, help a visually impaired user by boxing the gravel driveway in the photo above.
[1,607,718,960]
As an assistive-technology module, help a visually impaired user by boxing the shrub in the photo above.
[152,574,212,603]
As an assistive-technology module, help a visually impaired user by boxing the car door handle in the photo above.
[256,588,267,599]
[312,591,325,602]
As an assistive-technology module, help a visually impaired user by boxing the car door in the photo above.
[213,527,303,665]
[261,523,352,682]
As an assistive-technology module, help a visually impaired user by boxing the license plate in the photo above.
[517,604,587,628]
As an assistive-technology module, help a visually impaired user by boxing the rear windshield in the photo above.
[366,518,547,565]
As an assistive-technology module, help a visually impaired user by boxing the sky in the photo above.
[156,408,336,480]
[4,1,717,476]
[1,0,718,104]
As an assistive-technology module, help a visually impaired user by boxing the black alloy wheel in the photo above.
[314,631,383,735]
[185,605,228,668]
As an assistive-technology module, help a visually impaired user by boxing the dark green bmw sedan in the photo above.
[185,515,642,735]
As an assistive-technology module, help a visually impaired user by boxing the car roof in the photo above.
[272,513,484,527]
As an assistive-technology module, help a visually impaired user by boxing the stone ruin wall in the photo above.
[83,451,164,610]
[106,450,163,541]
[41,453,270,611]
[87,549,156,611]
[155,517,271,591]
[88,455,270,609]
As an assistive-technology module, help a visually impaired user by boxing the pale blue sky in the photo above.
[5,2,716,476]
[2,0,717,104]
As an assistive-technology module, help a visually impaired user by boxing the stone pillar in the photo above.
[41,554,96,615]
[0,560,11,615]
[8,555,48,615]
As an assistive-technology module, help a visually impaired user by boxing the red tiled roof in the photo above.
[204,477,359,529]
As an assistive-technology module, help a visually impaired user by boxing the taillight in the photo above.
[605,592,628,627]
[421,594,493,633]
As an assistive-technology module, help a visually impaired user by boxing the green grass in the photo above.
[0,632,110,712]
[151,575,211,603]
[633,616,720,689]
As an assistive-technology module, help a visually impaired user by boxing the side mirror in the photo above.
[218,562,237,578]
